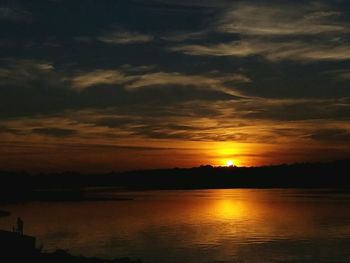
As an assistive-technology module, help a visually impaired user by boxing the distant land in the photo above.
[0,159,349,202]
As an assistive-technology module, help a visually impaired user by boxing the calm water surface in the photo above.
[1,189,350,263]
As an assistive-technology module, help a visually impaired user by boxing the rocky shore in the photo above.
[0,230,141,263]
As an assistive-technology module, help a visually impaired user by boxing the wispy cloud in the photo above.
[161,31,207,42]
[171,39,350,61]
[70,68,250,96]
[97,31,154,44]
[119,64,157,73]
[170,41,254,57]
[307,128,350,142]
[1,0,350,171]
[125,72,250,93]
[76,30,155,45]
[31,127,78,137]
[0,7,32,22]
[171,2,350,62]
[2,93,350,170]
[147,0,230,8]
[217,3,347,36]
[70,70,135,90]
[329,69,350,80]
[3,98,350,144]
[0,59,56,87]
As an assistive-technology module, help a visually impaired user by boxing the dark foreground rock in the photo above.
[40,250,142,263]
[0,230,141,263]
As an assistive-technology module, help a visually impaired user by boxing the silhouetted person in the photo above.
[17,217,23,235]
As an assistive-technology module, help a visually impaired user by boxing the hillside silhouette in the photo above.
[1,159,350,202]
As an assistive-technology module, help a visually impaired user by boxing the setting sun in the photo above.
[226,160,234,167]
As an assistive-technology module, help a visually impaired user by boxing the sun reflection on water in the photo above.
[1,189,350,262]
[214,199,246,220]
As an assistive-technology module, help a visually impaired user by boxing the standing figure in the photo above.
[17,217,24,235]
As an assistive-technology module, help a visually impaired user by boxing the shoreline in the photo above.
[0,229,141,263]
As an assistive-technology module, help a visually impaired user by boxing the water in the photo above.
[1,189,350,263]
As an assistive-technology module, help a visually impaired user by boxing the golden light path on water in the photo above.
[1,189,350,262]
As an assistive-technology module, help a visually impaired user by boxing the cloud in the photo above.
[171,39,350,61]
[0,59,75,118]
[70,70,135,90]
[233,98,350,121]
[1,0,350,171]
[308,128,350,142]
[148,0,230,8]
[125,72,250,94]
[329,69,350,80]
[161,31,207,42]
[70,68,250,96]
[1,95,350,170]
[63,99,350,143]
[97,31,154,44]
[0,59,238,119]
[217,3,347,36]
[31,127,78,137]
[76,30,154,46]
[170,41,254,57]
[0,59,55,86]
[93,117,135,128]
[0,7,32,22]
[0,125,22,135]
[119,64,157,73]
[170,2,350,62]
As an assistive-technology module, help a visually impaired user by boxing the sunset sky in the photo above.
[1,0,350,172]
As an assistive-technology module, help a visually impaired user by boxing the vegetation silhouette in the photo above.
[0,159,349,203]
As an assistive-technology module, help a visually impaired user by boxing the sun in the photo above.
[226,160,234,167]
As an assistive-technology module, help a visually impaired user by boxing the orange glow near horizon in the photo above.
[206,143,259,167]
[0,134,346,172]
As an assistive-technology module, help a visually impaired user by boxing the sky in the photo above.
[1,0,350,172]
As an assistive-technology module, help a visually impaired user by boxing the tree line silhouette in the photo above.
[1,159,349,202]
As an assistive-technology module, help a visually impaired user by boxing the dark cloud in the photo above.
[31,127,78,137]
[0,125,22,135]
[0,58,238,118]
[308,128,350,142]
[237,99,350,121]
[94,117,135,128]
[0,7,32,22]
